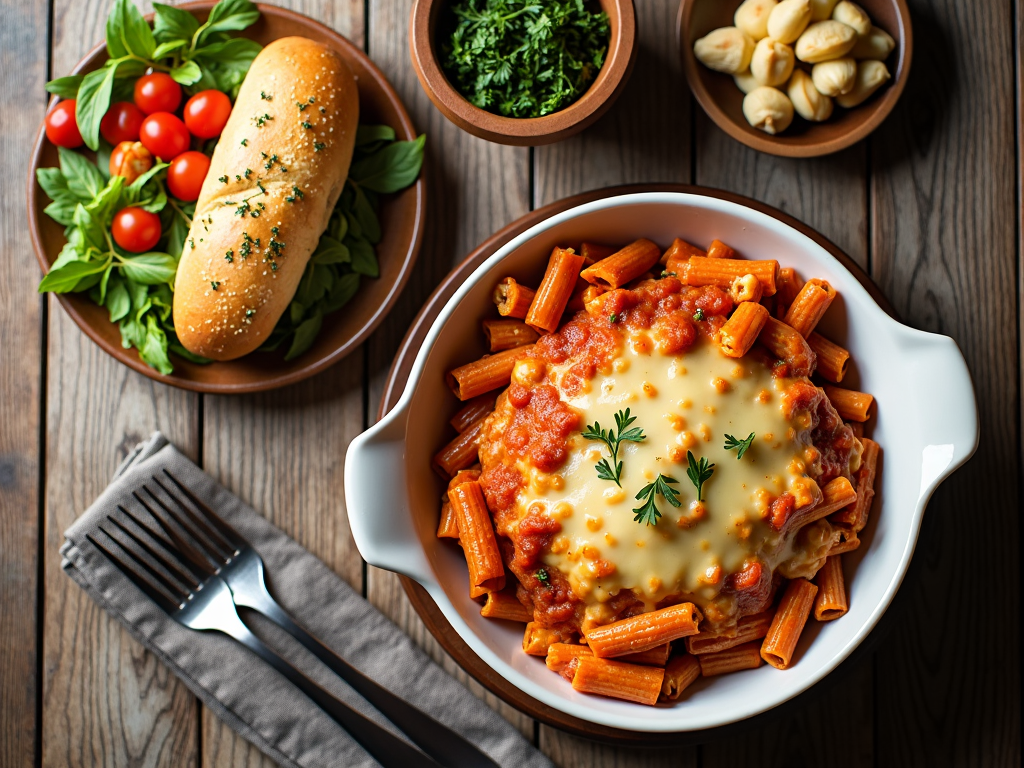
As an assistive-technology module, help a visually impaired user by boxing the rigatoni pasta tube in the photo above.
[706,239,737,259]
[621,643,672,667]
[682,256,780,296]
[523,622,563,656]
[823,385,873,422]
[482,319,540,352]
[814,555,848,621]
[831,438,879,534]
[698,641,764,676]
[717,301,770,358]
[448,479,505,592]
[447,345,535,400]
[481,589,533,622]
[449,395,494,432]
[436,497,459,539]
[526,247,585,332]
[730,273,764,303]
[828,533,860,555]
[493,277,535,318]
[759,317,816,376]
[585,602,703,658]
[433,417,486,477]
[807,332,850,383]
[580,238,662,290]
[761,578,818,669]
[660,655,701,700]
[580,242,617,262]
[685,611,773,655]
[546,642,593,672]
[783,278,837,337]
[660,238,707,266]
[776,267,802,311]
[570,656,666,706]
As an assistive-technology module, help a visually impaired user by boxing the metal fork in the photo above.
[88,519,441,768]
[130,470,498,768]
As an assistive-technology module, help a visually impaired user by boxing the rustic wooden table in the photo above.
[1,0,1019,766]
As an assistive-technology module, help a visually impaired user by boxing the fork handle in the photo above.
[225,620,442,768]
[251,596,500,768]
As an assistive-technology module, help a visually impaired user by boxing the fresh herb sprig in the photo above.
[632,474,681,527]
[724,432,755,459]
[441,0,610,119]
[581,408,646,487]
[685,451,715,502]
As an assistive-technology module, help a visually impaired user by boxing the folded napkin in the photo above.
[61,433,552,768]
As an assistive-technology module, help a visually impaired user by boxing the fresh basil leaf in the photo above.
[37,168,80,225]
[76,62,120,151]
[105,0,129,58]
[295,264,330,307]
[355,124,396,147]
[51,241,88,271]
[38,259,108,293]
[120,252,178,285]
[96,139,113,181]
[351,185,381,244]
[347,236,379,277]
[165,201,194,256]
[98,263,114,303]
[170,60,203,85]
[110,72,140,104]
[193,36,261,63]
[59,147,105,200]
[138,190,168,214]
[345,211,362,240]
[86,175,125,225]
[140,313,173,374]
[105,274,131,322]
[206,59,254,95]
[152,39,187,59]
[348,134,425,194]
[198,0,259,45]
[43,198,78,226]
[323,272,360,313]
[328,209,349,241]
[125,161,169,200]
[153,2,200,43]
[289,300,306,325]
[284,311,322,361]
[73,203,107,253]
[312,235,350,265]
[120,312,145,349]
[106,0,156,59]
[124,277,149,312]
[46,75,84,99]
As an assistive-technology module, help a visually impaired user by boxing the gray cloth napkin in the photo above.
[61,432,552,768]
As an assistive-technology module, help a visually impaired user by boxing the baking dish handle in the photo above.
[345,405,433,585]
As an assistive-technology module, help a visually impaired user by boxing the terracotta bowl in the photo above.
[409,0,637,146]
[679,0,912,157]
[27,2,425,394]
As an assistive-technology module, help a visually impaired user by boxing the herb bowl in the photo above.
[409,0,637,146]
[27,2,425,394]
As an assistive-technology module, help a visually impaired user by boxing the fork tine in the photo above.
[134,488,218,578]
[152,475,237,558]
[87,531,181,612]
[162,470,246,552]
[109,511,203,591]
[98,523,192,606]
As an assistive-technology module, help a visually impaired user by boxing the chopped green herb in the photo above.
[685,451,715,503]
[245,308,255,317]
[260,90,272,101]
[724,432,756,460]
[300,120,312,130]
[581,408,646,487]
[240,138,248,146]
[632,474,681,527]
[224,250,234,262]
[218,175,228,183]
[314,141,326,152]
[244,168,252,178]
[609,313,619,323]
[254,113,272,127]
[536,568,550,586]
[319,106,326,114]
[188,237,195,249]
[296,101,307,111]
[660,270,677,278]
[211,281,220,290]
[308,96,316,104]
[693,308,705,321]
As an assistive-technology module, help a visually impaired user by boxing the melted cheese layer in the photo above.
[518,337,820,620]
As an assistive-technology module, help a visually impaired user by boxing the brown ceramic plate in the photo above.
[27,2,425,393]
[680,0,912,157]
[409,0,637,146]
[377,183,894,743]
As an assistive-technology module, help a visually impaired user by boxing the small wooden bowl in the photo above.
[409,0,637,146]
[27,2,425,394]
[679,0,912,157]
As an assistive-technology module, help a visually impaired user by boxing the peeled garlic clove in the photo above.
[734,0,778,40]
[788,68,833,121]
[851,26,896,59]
[734,69,760,94]
[795,20,857,62]
[767,0,812,44]
[832,1,872,36]
[835,59,891,107]
[694,26,756,74]
[750,38,796,86]
[809,0,840,21]
[812,57,857,95]
[743,86,795,134]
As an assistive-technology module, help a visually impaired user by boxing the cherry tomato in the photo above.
[167,151,211,201]
[109,141,153,184]
[183,90,232,139]
[133,72,182,115]
[100,101,145,145]
[139,112,191,160]
[45,100,83,148]
[112,207,162,253]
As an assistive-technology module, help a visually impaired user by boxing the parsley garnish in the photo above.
[240,138,248,146]
[536,568,550,586]
[441,0,610,119]
[260,90,272,101]
[210,281,219,290]
[724,432,756,459]
[224,250,234,262]
[693,308,705,321]
[609,313,618,323]
[314,141,326,152]
[660,270,677,278]
[685,451,715,502]
[218,175,228,183]
[581,408,646,487]
[632,474,681,527]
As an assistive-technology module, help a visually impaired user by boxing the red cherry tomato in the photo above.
[183,90,232,139]
[167,151,211,202]
[100,101,145,145]
[112,207,162,253]
[133,72,182,115]
[45,100,83,148]
[139,112,191,160]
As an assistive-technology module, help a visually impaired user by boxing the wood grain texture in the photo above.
[539,729,697,768]
[871,1,1020,765]
[364,0,533,737]
[0,0,47,765]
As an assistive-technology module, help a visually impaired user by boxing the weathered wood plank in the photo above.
[41,2,201,766]
[364,0,534,740]
[0,0,48,765]
[871,1,1020,764]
